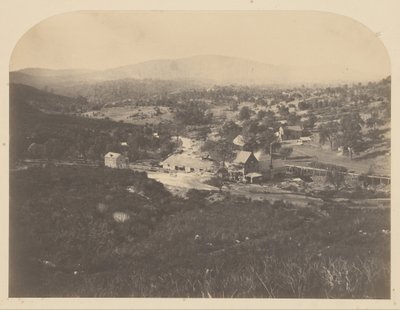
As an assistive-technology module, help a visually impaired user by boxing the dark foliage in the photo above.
[10,84,175,163]
[9,166,390,298]
[174,102,213,125]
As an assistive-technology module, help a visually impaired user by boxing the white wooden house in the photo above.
[104,152,129,169]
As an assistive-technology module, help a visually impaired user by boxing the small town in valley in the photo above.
[8,11,391,299]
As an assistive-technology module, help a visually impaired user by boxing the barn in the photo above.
[228,151,261,183]
[232,151,259,174]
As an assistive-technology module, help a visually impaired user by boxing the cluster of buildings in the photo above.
[104,126,297,183]
[104,147,285,183]
[160,149,285,183]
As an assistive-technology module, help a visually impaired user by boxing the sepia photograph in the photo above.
[6,8,394,301]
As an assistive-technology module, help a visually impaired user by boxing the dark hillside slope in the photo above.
[9,166,390,298]
[10,84,173,164]
[9,166,178,297]
[9,83,80,113]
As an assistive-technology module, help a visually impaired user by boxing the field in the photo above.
[82,106,174,125]
[9,166,390,298]
[209,101,272,121]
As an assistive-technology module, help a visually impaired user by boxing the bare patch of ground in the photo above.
[82,106,173,124]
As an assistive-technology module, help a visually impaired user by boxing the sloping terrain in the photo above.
[9,83,79,113]
[9,166,390,298]
[11,55,377,92]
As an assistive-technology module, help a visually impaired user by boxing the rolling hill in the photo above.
[9,83,80,113]
[10,55,378,92]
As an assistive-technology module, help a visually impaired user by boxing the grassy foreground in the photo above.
[9,166,390,298]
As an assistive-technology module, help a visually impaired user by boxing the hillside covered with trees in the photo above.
[10,83,177,164]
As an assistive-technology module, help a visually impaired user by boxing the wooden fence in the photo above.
[284,164,390,185]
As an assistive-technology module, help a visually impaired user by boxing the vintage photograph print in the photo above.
[9,11,390,298]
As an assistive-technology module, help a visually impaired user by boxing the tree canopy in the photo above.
[340,112,364,155]
[174,102,213,125]
[318,121,340,150]
[238,106,253,121]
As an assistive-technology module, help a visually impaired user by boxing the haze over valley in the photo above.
[10,54,387,90]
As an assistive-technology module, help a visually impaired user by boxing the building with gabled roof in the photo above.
[228,151,260,182]
[233,151,255,165]
[161,153,216,173]
[104,152,129,169]
[232,134,245,147]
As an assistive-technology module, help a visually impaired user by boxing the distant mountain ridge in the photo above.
[11,54,383,89]
[103,55,291,84]
[16,68,94,77]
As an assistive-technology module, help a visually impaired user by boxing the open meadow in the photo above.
[82,106,174,125]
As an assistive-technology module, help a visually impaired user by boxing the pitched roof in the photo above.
[254,150,270,161]
[233,151,254,164]
[286,125,302,131]
[105,152,122,158]
[232,135,245,147]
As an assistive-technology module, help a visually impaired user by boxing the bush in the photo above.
[238,106,253,120]
[9,167,390,298]
[279,147,293,159]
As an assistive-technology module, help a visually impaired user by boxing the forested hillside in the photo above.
[9,84,176,164]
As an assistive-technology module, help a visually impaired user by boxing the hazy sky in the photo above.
[10,11,390,79]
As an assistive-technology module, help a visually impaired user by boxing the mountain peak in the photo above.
[11,54,383,87]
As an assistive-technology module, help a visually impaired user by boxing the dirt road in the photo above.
[147,171,218,191]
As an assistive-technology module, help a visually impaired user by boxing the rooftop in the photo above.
[286,125,303,131]
[233,151,254,164]
[233,135,245,147]
[161,154,216,170]
[105,152,122,158]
